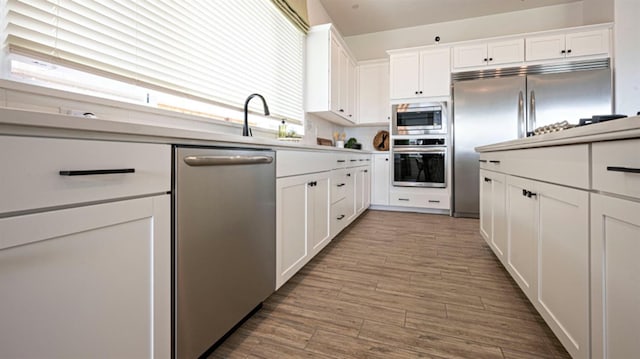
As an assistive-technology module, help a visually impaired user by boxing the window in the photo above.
[1,0,305,133]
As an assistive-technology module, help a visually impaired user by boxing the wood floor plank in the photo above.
[209,210,571,358]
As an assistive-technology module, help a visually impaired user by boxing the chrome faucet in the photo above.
[243,93,270,136]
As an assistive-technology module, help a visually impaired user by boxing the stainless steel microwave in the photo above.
[392,103,446,135]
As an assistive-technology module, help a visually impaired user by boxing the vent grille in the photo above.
[451,59,610,82]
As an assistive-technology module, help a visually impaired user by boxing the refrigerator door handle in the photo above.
[529,90,536,134]
[518,91,525,138]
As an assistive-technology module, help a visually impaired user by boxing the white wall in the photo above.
[614,0,640,116]
[306,0,333,26]
[344,3,585,60]
[583,0,614,24]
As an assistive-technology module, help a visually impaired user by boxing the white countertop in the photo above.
[476,115,640,152]
[0,107,371,153]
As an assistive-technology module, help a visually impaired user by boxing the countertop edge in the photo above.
[475,116,640,152]
[0,107,375,153]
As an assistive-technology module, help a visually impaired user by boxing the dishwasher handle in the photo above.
[183,155,273,166]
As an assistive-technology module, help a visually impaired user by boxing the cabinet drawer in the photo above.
[481,144,589,189]
[0,136,170,214]
[390,192,450,209]
[330,198,348,238]
[331,169,348,203]
[593,139,640,199]
[277,150,336,177]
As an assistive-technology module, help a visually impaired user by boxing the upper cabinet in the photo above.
[306,24,358,125]
[389,47,450,102]
[453,39,524,70]
[358,59,390,125]
[526,28,610,62]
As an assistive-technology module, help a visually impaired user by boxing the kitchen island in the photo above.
[476,115,640,359]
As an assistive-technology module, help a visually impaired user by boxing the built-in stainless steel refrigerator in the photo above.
[452,60,612,218]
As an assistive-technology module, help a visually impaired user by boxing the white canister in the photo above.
[335,140,344,148]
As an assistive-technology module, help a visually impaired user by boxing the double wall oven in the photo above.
[391,102,448,188]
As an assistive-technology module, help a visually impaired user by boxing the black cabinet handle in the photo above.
[522,189,528,197]
[483,58,488,62]
[350,159,357,162]
[337,183,345,187]
[347,173,351,177]
[428,200,440,203]
[308,181,318,187]
[339,109,344,112]
[337,160,346,163]
[398,198,410,201]
[337,214,345,220]
[59,168,135,176]
[489,58,493,61]
[419,91,423,94]
[567,49,572,54]
[607,166,640,174]
[479,159,488,163]
[522,189,537,198]
[561,50,566,54]
[484,177,492,182]
[489,160,501,164]
[364,170,368,173]
[385,158,389,161]
[349,114,352,117]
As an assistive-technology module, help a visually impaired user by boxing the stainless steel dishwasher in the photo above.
[173,146,275,358]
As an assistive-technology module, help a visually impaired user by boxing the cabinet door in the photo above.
[566,29,609,58]
[372,154,390,205]
[358,61,390,125]
[338,47,350,118]
[355,168,365,213]
[0,196,170,359]
[453,43,487,69]
[525,34,566,61]
[346,57,357,122]
[479,170,507,261]
[363,167,371,209]
[344,169,357,221]
[505,176,538,300]
[276,175,311,288]
[479,169,494,244]
[329,36,342,114]
[536,182,589,359]
[389,52,420,99]
[309,176,331,256]
[420,48,451,97]
[591,194,640,359]
[488,39,524,66]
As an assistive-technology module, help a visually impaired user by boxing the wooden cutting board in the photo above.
[373,130,389,151]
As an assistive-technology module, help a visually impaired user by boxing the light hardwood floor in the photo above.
[210,210,571,358]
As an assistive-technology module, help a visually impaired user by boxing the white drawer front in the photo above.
[0,136,170,214]
[390,192,450,209]
[277,150,336,177]
[330,198,348,238]
[483,144,589,189]
[331,169,347,204]
[593,139,640,199]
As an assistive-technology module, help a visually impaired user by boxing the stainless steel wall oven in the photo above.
[392,136,447,188]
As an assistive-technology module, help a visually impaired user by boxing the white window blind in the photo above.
[3,0,305,122]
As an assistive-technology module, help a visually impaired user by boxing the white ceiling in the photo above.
[318,0,582,37]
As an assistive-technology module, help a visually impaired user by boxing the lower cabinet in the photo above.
[276,171,331,289]
[355,166,371,213]
[504,175,590,359]
[0,195,171,359]
[479,169,507,261]
[591,194,640,359]
[372,153,390,206]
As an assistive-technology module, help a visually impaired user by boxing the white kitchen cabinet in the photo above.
[453,39,524,70]
[358,60,391,125]
[306,24,357,125]
[479,169,507,262]
[526,28,610,62]
[276,172,331,289]
[389,47,450,101]
[355,166,371,214]
[505,176,538,300]
[372,153,390,206]
[591,194,640,359]
[0,196,171,359]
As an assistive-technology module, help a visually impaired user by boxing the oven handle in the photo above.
[392,147,446,154]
